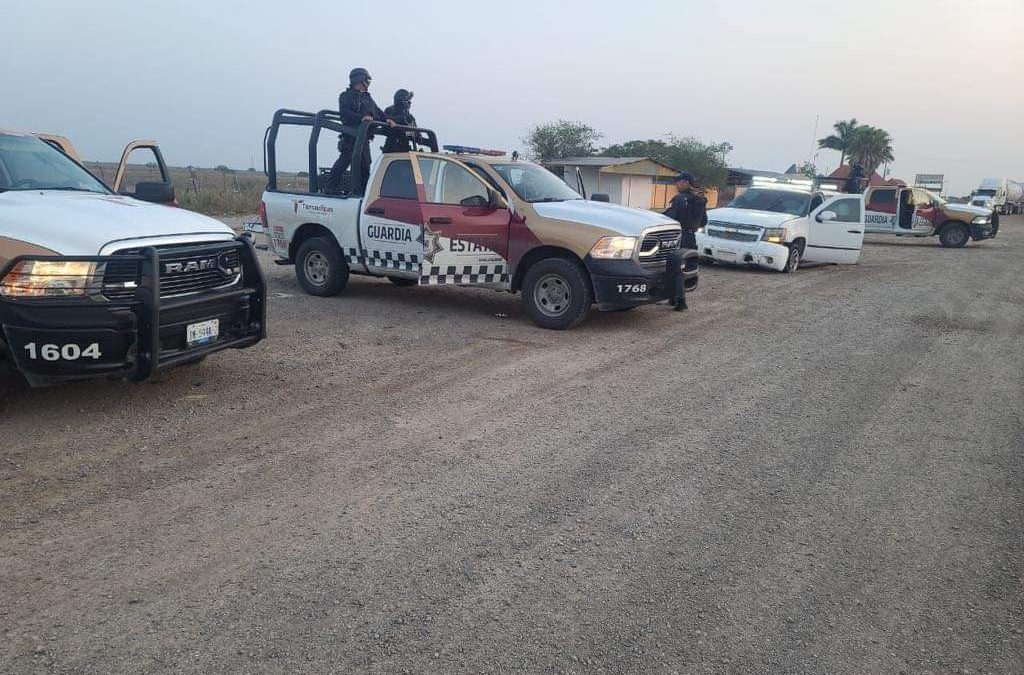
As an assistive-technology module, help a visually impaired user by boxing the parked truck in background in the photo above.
[971,178,1024,215]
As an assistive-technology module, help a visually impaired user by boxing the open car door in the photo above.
[806,195,866,264]
[113,140,176,205]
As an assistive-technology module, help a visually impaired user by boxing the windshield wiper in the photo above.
[39,186,107,193]
[531,197,569,203]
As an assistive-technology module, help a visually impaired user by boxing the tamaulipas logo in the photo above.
[291,199,333,215]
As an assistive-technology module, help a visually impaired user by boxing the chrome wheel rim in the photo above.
[304,251,329,286]
[534,274,571,317]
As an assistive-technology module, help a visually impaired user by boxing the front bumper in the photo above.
[585,249,699,311]
[0,237,267,387]
[971,221,997,240]
[695,232,788,271]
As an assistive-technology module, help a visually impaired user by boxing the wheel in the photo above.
[387,276,418,287]
[780,243,801,273]
[938,222,970,248]
[295,237,349,296]
[521,257,592,330]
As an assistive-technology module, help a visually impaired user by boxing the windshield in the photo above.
[490,162,581,203]
[727,188,811,216]
[0,134,110,194]
[976,189,996,197]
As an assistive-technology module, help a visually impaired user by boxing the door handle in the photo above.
[848,229,862,234]
[366,206,385,216]
[429,216,452,225]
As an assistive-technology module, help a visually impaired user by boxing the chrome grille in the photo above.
[706,220,762,243]
[638,229,682,267]
[103,244,242,301]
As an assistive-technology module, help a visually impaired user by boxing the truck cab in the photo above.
[0,130,266,387]
[863,185,996,247]
[695,181,866,273]
[259,111,698,329]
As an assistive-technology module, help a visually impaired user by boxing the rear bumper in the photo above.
[0,237,266,387]
[695,233,788,271]
[586,250,699,310]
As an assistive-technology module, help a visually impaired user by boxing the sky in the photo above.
[4,0,1022,196]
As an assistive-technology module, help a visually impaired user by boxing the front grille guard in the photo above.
[0,236,267,380]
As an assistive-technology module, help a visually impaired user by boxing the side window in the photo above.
[379,159,417,199]
[809,194,824,213]
[417,157,489,206]
[867,189,896,210]
[824,198,861,223]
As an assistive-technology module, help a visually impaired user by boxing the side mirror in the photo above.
[459,194,488,208]
[134,181,176,204]
[817,210,837,223]
[591,193,610,203]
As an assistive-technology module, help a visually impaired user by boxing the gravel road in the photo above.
[2,218,1022,674]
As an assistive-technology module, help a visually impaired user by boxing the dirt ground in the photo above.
[2,218,1022,674]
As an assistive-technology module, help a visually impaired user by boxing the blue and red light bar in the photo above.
[442,144,506,156]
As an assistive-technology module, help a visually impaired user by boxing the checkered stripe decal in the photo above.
[419,264,509,285]
[344,248,420,272]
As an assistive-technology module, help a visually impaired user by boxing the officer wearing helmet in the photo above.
[382,89,417,153]
[325,68,393,194]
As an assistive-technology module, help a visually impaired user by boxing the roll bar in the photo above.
[264,108,439,196]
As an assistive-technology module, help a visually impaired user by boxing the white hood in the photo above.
[532,199,679,236]
[706,207,797,229]
[0,190,234,255]
[945,203,991,218]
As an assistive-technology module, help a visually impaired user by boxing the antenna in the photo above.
[807,114,820,171]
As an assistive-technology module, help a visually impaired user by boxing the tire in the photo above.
[938,222,970,248]
[780,242,801,273]
[521,257,592,330]
[295,236,349,296]
[387,276,418,287]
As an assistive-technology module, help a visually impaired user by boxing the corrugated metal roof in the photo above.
[546,157,648,167]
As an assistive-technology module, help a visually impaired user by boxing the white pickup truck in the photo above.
[258,112,698,329]
[0,130,266,387]
[695,182,866,273]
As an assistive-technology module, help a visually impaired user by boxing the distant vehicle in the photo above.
[970,178,1023,215]
[258,110,698,329]
[865,185,996,247]
[0,130,266,387]
[695,181,865,273]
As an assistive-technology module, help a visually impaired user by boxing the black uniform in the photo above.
[326,87,386,193]
[663,189,708,250]
[381,105,416,153]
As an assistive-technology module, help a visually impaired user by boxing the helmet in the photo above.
[349,68,372,86]
[394,89,413,104]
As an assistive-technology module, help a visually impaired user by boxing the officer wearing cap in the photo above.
[663,171,707,311]
[325,68,392,194]
[382,89,417,153]
[663,171,708,250]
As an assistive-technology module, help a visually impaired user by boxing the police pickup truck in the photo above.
[0,130,266,387]
[862,184,996,247]
[696,179,866,273]
[258,111,698,329]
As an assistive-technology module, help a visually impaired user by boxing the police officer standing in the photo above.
[663,171,708,250]
[663,171,707,311]
[382,89,417,153]
[325,68,392,194]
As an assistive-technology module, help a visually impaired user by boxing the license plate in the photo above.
[716,249,737,259]
[186,319,219,347]
[242,221,265,233]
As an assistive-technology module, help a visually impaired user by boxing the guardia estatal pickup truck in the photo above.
[258,111,698,329]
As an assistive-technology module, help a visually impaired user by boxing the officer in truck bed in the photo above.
[325,68,392,194]
[382,89,417,153]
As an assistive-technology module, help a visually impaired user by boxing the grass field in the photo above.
[84,161,308,216]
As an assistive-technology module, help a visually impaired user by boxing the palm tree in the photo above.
[847,126,894,176]
[817,119,859,167]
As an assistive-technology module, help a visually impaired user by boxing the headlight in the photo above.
[761,228,787,244]
[589,236,637,259]
[972,216,990,225]
[0,260,99,298]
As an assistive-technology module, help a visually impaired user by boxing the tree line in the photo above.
[522,117,896,188]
